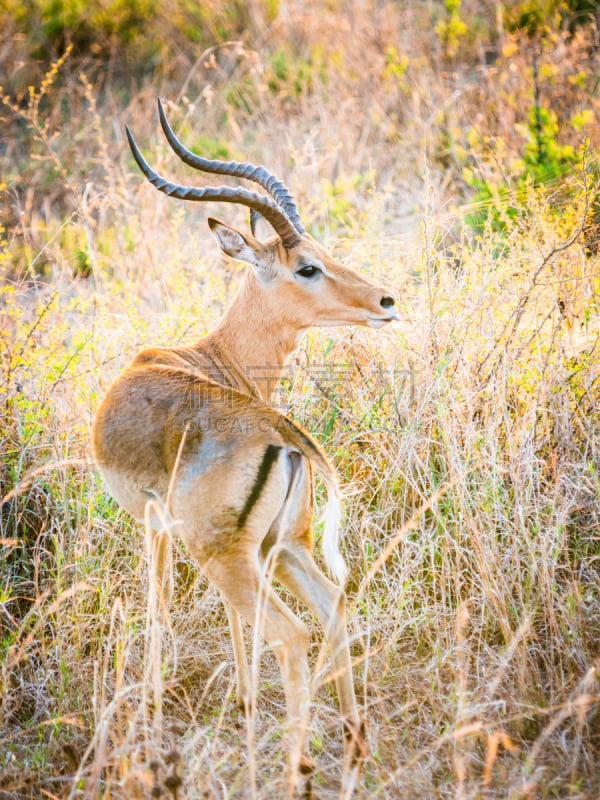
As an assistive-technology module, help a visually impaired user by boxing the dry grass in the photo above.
[1,3,600,798]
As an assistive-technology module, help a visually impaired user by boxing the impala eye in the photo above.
[296,264,321,279]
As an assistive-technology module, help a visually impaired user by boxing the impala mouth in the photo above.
[367,311,400,329]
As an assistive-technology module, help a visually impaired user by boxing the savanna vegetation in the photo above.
[1,1,599,797]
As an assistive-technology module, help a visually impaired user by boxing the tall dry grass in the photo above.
[1,3,599,798]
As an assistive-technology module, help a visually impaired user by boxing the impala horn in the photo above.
[125,99,304,250]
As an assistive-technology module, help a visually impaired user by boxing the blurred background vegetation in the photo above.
[2,0,600,268]
[1,2,599,798]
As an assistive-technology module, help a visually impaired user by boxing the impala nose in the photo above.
[380,295,395,309]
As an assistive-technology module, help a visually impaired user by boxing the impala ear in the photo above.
[208,218,263,268]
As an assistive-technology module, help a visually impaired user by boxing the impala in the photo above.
[92,99,398,792]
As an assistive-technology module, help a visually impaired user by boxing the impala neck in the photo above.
[199,270,306,403]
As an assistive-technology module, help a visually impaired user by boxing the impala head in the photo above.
[126,99,399,330]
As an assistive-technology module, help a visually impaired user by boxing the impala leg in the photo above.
[273,546,365,775]
[205,554,313,790]
[224,600,252,711]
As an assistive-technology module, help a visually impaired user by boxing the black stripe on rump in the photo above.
[237,444,281,529]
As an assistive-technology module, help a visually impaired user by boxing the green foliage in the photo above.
[193,135,231,161]
[460,31,595,237]
[505,0,564,37]
[463,105,582,233]
[383,45,410,89]
[3,0,159,64]
[505,0,600,37]
[1,0,282,83]
[435,0,468,59]
[266,45,331,99]
[317,171,375,232]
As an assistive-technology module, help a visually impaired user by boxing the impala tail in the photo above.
[278,415,347,586]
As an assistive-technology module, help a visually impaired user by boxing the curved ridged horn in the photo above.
[126,125,302,250]
[157,98,306,236]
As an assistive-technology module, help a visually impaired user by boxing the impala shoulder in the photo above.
[131,346,189,368]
